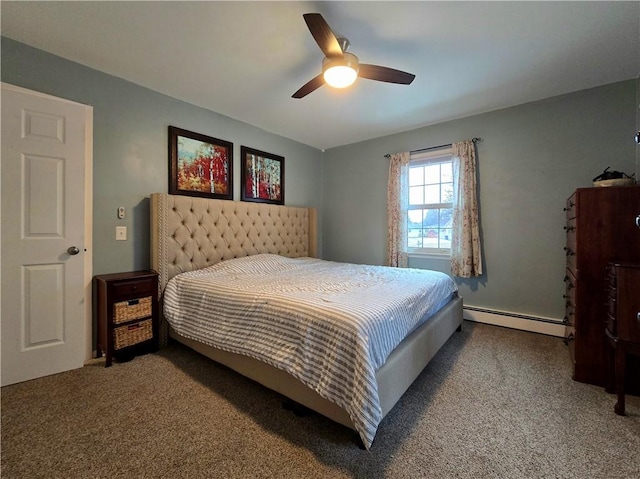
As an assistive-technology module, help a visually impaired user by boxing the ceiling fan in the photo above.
[292,13,416,99]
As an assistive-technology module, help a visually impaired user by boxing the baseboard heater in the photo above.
[463,305,565,337]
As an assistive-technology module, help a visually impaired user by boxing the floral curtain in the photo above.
[386,152,410,267]
[451,140,483,277]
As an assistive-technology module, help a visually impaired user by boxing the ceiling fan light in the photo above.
[323,53,359,88]
[324,66,357,88]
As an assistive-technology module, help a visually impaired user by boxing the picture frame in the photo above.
[168,126,233,200]
[240,146,285,205]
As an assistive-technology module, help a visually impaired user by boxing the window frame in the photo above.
[407,147,454,258]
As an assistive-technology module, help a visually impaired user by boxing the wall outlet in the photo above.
[116,226,127,241]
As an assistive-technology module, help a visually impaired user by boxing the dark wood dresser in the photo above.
[95,270,159,367]
[605,262,640,414]
[563,185,640,387]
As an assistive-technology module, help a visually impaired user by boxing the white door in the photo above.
[1,83,93,386]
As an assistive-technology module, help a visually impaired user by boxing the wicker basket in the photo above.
[113,319,153,350]
[113,297,152,324]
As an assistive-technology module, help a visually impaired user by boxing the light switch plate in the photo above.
[117,206,125,219]
[116,226,127,241]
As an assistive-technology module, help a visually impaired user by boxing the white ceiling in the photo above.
[2,1,638,151]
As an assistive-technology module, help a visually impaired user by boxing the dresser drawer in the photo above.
[564,218,577,246]
[565,323,575,342]
[617,296,640,345]
[564,218,577,273]
[607,285,616,313]
[607,263,640,344]
[564,269,576,324]
[605,266,617,334]
[113,319,153,350]
[606,313,617,337]
[564,194,577,220]
[113,296,153,324]
[112,279,155,298]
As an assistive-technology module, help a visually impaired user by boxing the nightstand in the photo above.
[94,270,159,367]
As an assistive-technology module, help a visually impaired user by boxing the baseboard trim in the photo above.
[463,306,565,337]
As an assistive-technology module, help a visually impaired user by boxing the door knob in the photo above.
[67,246,80,255]
[636,215,640,228]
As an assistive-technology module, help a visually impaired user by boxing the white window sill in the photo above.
[408,252,451,260]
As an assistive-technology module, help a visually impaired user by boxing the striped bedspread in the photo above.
[163,254,457,448]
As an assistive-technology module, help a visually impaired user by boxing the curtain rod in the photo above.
[384,137,482,158]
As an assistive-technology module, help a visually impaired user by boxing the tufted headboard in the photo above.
[150,193,317,295]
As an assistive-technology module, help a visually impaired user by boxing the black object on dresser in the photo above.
[94,270,159,367]
[563,185,640,388]
[605,262,640,415]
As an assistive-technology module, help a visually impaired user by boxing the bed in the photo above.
[150,192,463,449]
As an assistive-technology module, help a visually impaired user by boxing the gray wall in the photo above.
[3,37,637,322]
[1,38,324,275]
[322,80,637,320]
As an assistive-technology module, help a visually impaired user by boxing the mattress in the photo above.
[163,254,457,448]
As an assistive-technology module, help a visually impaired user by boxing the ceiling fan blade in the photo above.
[303,13,343,58]
[292,74,326,99]
[358,64,416,85]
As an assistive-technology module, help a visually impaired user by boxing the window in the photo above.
[407,148,453,255]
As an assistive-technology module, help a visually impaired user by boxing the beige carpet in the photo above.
[2,321,639,478]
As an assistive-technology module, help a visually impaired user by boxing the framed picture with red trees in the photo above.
[240,146,284,205]
[168,126,233,200]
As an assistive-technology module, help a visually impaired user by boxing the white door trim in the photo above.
[1,82,94,362]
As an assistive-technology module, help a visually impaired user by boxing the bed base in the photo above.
[168,294,463,433]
